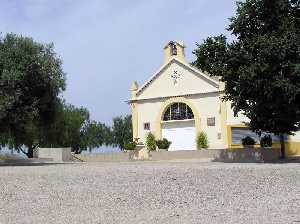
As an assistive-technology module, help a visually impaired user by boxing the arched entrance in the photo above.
[155,97,200,151]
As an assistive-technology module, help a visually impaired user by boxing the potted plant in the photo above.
[260,135,272,148]
[145,132,157,151]
[242,136,256,148]
[155,138,171,151]
[196,131,209,150]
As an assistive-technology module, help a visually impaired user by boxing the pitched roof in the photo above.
[136,58,220,96]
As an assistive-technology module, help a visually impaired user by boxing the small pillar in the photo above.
[130,81,139,140]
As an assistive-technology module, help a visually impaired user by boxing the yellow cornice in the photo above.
[126,91,222,104]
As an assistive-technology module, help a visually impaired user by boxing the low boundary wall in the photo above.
[213,148,280,162]
[151,149,222,161]
[76,152,130,162]
[75,150,221,162]
[74,148,280,162]
[38,148,72,162]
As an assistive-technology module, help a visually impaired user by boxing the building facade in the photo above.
[129,41,300,156]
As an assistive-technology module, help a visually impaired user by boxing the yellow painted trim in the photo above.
[220,101,228,147]
[285,141,300,156]
[227,124,247,148]
[131,103,138,141]
[219,82,228,147]
[155,97,201,139]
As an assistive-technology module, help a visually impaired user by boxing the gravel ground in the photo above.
[0,161,299,224]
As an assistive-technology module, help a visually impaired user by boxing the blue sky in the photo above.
[0,0,236,124]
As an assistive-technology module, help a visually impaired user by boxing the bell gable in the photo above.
[136,58,219,100]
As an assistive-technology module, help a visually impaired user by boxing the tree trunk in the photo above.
[25,144,39,158]
[27,147,34,158]
[279,134,286,159]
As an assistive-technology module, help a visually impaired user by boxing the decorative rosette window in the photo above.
[163,103,194,121]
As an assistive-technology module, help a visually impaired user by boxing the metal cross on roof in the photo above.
[171,70,181,85]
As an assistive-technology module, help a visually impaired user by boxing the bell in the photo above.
[171,44,177,56]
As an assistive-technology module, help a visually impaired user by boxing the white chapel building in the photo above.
[128,41,300,156]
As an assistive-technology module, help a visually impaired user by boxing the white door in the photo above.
[162,120,196,151]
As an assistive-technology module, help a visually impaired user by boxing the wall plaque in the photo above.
[207,117,215,126]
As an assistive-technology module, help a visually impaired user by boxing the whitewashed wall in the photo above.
[136,94,224,149]
[137,99,163,142]
[226,102,250,125]
[290,131,300,141]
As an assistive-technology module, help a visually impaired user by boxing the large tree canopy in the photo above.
[0,33,130,156]
[0,33,66,157]
[193,0,300,157]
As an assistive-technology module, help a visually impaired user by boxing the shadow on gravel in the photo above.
[0,158,68,167]
[212,159,300,164]
[0,162,66,167]
[212,149,300,164]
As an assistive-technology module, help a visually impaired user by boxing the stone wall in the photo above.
[213,148,280,162]
[151,149,222,161]
[75,152,130,162]
[38,148,72,162]
[74,148,280,163]
[75,149,221,162]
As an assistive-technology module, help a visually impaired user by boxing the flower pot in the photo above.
[128,149,139,160]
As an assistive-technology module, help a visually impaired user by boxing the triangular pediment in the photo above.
[136,58,219,100]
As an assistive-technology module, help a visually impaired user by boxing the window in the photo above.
[144,122,150,130]
[163,103,194,121]
[231,127,281,145]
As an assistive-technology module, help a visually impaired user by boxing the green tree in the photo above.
[83,120,112,152]
[193,0,300,158]
[38,102,89,153]
[41,103,110,154]
[59,104,90,154]
[111,115,132,150]
[192,35,228,77]
[0,33,66,157]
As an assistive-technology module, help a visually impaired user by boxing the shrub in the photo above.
[242,136,256,146]
[145,132,156,151]
[124,141,137,151]
[155,138,171,150]
[260,135,272,147]
[196,132,209,150]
